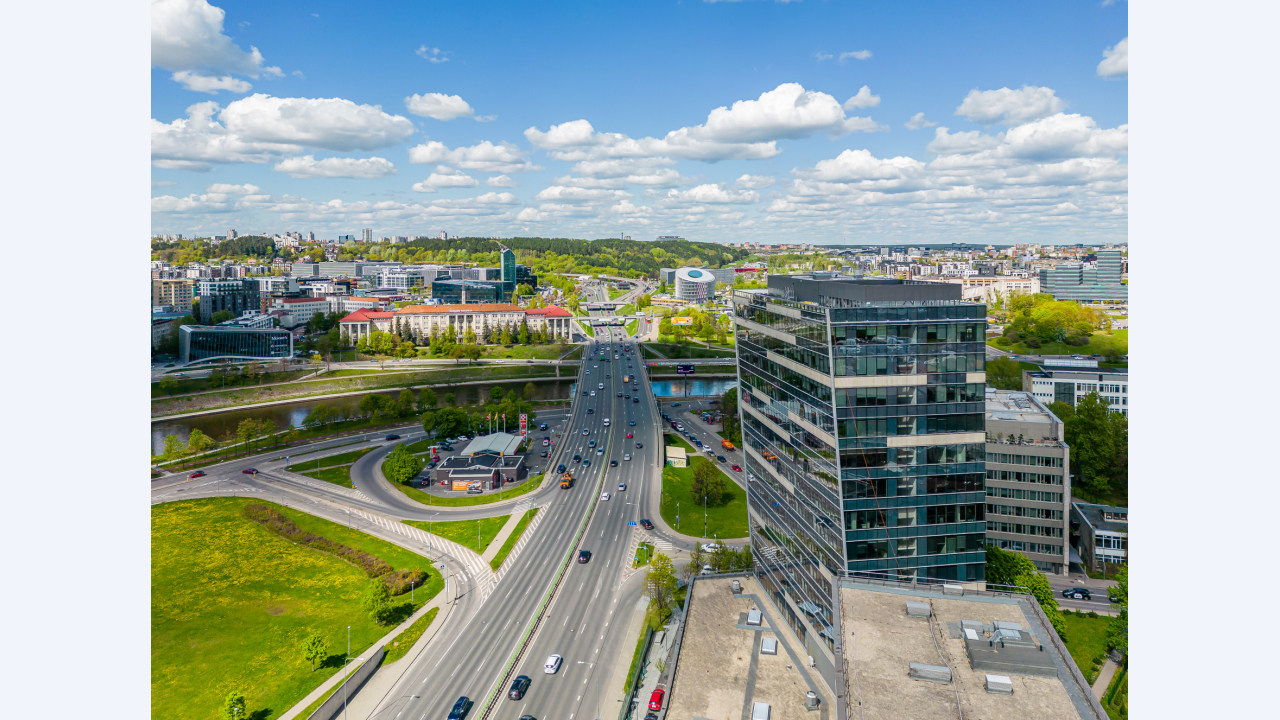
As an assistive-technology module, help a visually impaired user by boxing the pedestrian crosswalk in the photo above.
[350,508,496,605]
[494,503,548,583]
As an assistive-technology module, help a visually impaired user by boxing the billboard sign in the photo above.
[519,413,528,438]
[676,364,695,374]
[670,317,693,326]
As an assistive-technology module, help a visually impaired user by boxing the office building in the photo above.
[1070,502,1127,572]
[674,267,716,302]
[361,228,373,242]
[428,279,504,304]
[1040,248,1127,302]
[1023,365,1128,415]
[178,324,293,364]
[151,278,194,313]
[378,267,427,290]
[151,310,187,350]
[196,279,260,324]
[340,303,572,345]
[985,389,1070,574]
[658,267,677,286]
[732,274,987,686]
[217,310,276,329]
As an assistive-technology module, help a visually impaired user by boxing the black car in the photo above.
[437,444,454,451]
[447,697,473,720]
[618,392,623,397]
[717,455,726,463]
[630,420,636,426]
[635,442,643,449]
[587,408,594,414]
[640,518,654,530]
[573,454,581,463]
[671,402,681,407]
[644,714,659,720]
[1061,588,1093,601]
[610,459,618,467]
[578,550,592,563]
[583,391,589,396]
[385,434,400,441]
[557,463,566,473]
[625,394,630,399]
[508,675,531,700]
[633,397,639,403]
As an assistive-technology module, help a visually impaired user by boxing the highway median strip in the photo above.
[489,509,539,571]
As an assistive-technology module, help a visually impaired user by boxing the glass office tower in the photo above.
[732,274,987,679]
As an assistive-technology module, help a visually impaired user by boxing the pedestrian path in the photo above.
[350,508,495,605]
[1092,656,1119,698]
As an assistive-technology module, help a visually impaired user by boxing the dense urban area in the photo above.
[152,232,1129,720]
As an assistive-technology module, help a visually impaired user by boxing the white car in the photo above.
[601,492,611,501]
[603,418,610,426]
[544,654,562,674]
[623,453,631,461]
[598,383,604,389]
[701,565,713,576]
[701,543,721,553]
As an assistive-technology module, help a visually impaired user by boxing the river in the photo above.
[151,379,577,455]
[649,378,737,398]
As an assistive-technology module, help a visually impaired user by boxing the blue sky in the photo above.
[151,0,1128,244]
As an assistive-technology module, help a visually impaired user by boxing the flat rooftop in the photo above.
[667,576,832,720]
[1072,502,1129,534]
[841,583,1102,720]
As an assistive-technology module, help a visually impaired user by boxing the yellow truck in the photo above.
[560,472,574,489]
[721,439,736,451]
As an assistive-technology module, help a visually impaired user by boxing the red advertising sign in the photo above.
[519,413,528,438]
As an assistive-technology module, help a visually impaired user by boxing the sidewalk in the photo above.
[480,507,532,564]
[1091,657,1119,698]
[600,596,653,720]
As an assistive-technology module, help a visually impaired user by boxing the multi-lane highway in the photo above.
[151,318,688,720]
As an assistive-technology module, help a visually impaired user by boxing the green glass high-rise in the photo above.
[732,274,987,681]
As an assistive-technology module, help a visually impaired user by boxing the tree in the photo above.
[462,343,482,364]
[1106,564,1128,655]
[210,309,236,325]
[186,428,214,455]
[419,388,437,408]
[691,460,726,506]
[448,345,466,364]
[1052,393,1127,499]
[681,546,704,585]
[383,444,424,485]
[235,419,259,455]
[444,392,457,406]
[522,382,537,402]
[644,553,678,629]
[301,634,328,672]
[720,387,740,444]
[397,389,416,416]
[421,410,436,436]
[985,356,1023,390]
[159,434,183,461]
[490,386,506,402]
[985,544,1067,641]
[220,690,246,720]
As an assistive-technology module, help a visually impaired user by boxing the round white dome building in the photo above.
[674,267,716,302]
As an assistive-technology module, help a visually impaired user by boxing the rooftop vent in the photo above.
[909,663,953,684]
[985,674,1014,694]
[751,701,771,720]
[747,609,763,626]
[942,584,964,596]
[761,637,778,655]
[906,602,931,618]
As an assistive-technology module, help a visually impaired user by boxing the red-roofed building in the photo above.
[523,305,573,338]
[338,302,573,345]
[339,308,395,343]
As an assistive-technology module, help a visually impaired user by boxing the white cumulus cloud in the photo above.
[734,174,776,190]
[956,86,1065,125]
[171,71,252,94]
[273,155,397,178]
[405,93,481,121]
[408,140,541,173]
[1098,37,1128,78]
[904,112,938,130]
[486,174,516,188]
[218,94,415,152]
[660,184,759,205]
[152,0,282,92]
[151,101,303,171]
[843,86,880,110]
[412,166,480,192]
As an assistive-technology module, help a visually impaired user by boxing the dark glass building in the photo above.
[428,279,504,304]
[732,274,987,680]
[197,279,261,324]
[179,325,294,364]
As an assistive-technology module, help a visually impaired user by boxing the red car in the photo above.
[649,688,665,711]
[188,470,206,479]
[731,465,742,473]
[626,432,633,439]
[242,468,257,475]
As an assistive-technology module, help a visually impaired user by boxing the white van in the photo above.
[603,418,610,426]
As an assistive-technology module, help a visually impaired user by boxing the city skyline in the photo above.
[151,0,1128,244]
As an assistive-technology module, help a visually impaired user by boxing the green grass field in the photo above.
[404,515,511,554]
[616,304,636,316]
[626,319,638,335]
[658,458,748,539]
[643,342,735,359]
[152,498,441,720]
[634,542,655,568]
[479,344,568,360]
[382,607,440,665]
[489,509,538,570]
[665,434,696,452]
[1061,611,1113,684]
[287,447,374,472]
[988,328,1127,358]
[300,465,354,487]
[390,475,541,506]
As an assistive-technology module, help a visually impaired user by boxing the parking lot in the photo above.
[407,409,572,498]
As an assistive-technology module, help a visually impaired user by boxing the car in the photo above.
[606,374,610,378]
[242,468,257,475]
[508,675,531,700]
[421,479,431,486]
[586,408,594,414]
[590,391,596,397]
[540,449,549,457]
[649,688,665,711]
[385,434,400,441]
[1062,588,1092,601]
[618,392,624,397]
[583,429,590,435]
[627,432,633,438]
[544,654,563,674]
[635,442,643,449]
[676,424,684,431]
[598,383,605,389]
[572,454,581,463]
[671,402,681,407]
[644,714,658,720]
[585,369,590,374]
[540,423,548,431]
[700,565,713,576]
[640,518,654,530]
[589,440,597,447]
[582,459,591,466]
[557,463,567,473]
[610,460,618,467]
[618,482,627,490]
[437,444,454,452]
[623,453,631,461]
[633,397,639,403]
[188,470,206,479]
[731,464,742,473]
[717,455,727,463]
[597,448,604,455]
[603,418,611,426]
[629,420,636,426]
[526,359,534,364]
[601,492,611,501]
[583,391,589,396]
[578,550,592,563]
[701,543,721,553]
[447,697,473,720]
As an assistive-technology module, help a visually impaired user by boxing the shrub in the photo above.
[243,504,393,577]
[383,568,430,595]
